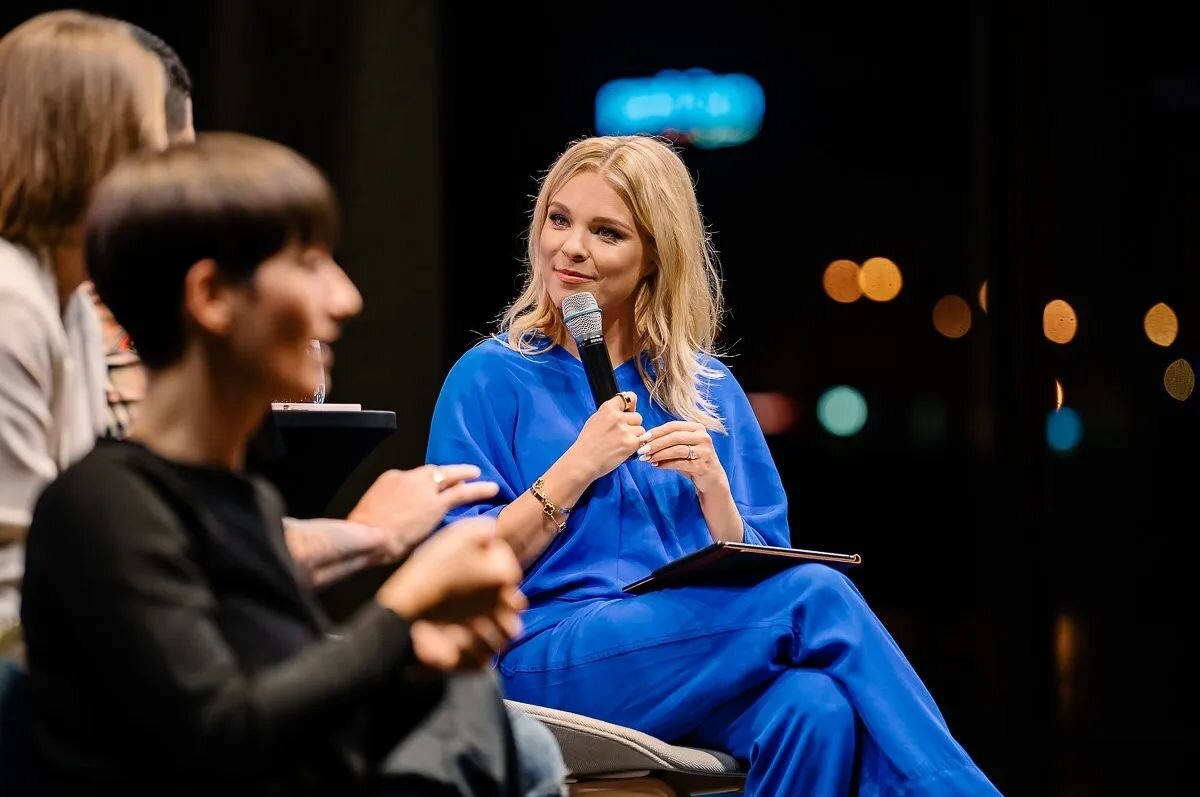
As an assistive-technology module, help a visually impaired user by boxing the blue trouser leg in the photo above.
[686,670,858,796]
[499,565,1001,796]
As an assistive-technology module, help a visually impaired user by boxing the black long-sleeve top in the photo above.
[21,439,421,795]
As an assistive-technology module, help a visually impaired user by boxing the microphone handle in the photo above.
[578,336,620,409]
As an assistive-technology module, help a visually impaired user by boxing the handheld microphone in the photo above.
[561,292,620,409]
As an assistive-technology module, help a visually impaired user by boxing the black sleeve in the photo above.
[26,468,417,781]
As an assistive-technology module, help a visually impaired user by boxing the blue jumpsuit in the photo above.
[427,337,1000,796]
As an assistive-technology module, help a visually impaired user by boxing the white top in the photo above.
[0,237,108,629]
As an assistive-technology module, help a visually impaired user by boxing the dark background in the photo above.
[5,2,1198,792]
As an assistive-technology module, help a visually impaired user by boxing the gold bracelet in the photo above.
[530,477,570,533]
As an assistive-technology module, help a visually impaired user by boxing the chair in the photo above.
[0,658,31,796]
[506,700,744,796]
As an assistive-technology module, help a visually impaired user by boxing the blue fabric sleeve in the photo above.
[425,341,520,524]
[707,359,791,547]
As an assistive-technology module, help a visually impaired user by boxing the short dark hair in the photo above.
[85,132,339,368]
[125,23,192,135]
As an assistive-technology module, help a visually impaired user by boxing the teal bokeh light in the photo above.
[817,386,868,437]
[1046,407,1083,453]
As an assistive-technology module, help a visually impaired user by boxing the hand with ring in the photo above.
[559,392,646,486]
[636,420,729,495]
[347,464,499,559]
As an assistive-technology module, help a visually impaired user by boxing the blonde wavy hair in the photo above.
[500,135,727,432]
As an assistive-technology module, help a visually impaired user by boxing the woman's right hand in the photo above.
[375,516,523,626]
[407,586,526,674]
[562,392,645,484]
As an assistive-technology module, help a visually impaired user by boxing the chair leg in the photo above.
[568,776,683,796]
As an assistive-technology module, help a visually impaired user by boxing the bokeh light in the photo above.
[1043,299,1078,344]
[1046,407,1083,453]
[1055,613,1080,719]
[817,386,868,437]
[747,391,799,435]
[932,295,972,338]
[1164,358,1195,401]
[822,260,862,303]
[858,257,902,302]
[978,280,988,314]
[1144,303,1178,347]
[1055,379,1064,411]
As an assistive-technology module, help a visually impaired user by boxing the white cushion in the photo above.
[506,700,744,779]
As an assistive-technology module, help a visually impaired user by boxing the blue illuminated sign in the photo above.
[595,68,765,149]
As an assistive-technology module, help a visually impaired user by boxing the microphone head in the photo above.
[561,292,602,342]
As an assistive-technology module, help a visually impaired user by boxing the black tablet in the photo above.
[623,541,862,595]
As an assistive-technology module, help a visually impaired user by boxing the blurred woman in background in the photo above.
[0,9,167,648]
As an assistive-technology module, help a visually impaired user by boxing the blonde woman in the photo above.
[427,136,999,796]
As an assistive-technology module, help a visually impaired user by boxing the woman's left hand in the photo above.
[637,421,730,495]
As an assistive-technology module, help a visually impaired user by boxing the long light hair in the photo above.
[500,136,727,432]
[0,11,166,250]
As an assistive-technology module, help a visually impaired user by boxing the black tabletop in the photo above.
[247,408,397,519]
